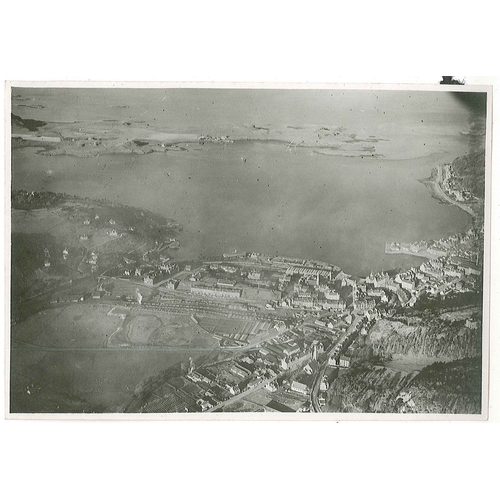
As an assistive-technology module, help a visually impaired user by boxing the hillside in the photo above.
[451,150,486,199]
[325,357,481,414]
[366,308,482,362]
[11,190,181,306]
[12,112,47,132]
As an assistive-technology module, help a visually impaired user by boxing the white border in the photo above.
[4,81,493,421]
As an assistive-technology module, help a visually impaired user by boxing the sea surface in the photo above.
[11,88,474,277]
[12,140,470,276]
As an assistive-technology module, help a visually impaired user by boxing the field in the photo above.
[197,317,272,343]
[10,302,219,413]
[107,308,218,348]
[13,303,122,349]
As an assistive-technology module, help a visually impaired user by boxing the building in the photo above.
[248,271,261,280]
[428,247,448,258]
[165,280,178,290]
[282,343,301,357]
[217,279,236,288]
[191,284,242,300]
[304,360,319,375]
[443,267,464,279]
[223,251,246,259]
[339,355,351,368]
[400,279,415,291]
[143,272,166,286]
[290,381,309,396]
[230,364,251,379]
[466,319,479,330]
[286,266,332,278]
[324,289,340,301]
[220,265,237,273]
[353,299,376,311]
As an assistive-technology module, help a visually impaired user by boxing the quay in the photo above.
[385,241,445,260]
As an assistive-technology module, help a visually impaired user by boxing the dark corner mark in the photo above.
[440,76,466,85]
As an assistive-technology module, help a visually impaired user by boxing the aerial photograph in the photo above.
[8,85,488,416]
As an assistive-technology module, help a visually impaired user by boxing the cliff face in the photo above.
[367,310,482,361]
[325,357,481,414]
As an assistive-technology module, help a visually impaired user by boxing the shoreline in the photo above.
[12,115,390,159]
[418,164,476,218]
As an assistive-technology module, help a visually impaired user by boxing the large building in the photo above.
[191,283,242,300]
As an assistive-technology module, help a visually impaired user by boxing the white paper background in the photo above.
[1,1,499,498]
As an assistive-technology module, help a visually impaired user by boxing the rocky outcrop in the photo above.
[367,311,481,361]
[325,357,482,414]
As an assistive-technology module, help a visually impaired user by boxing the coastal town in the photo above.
[10,132,486,413]
[9,88,487,415]
[10,140,485,414]
[20,190,479,412]
[121,224,482,412]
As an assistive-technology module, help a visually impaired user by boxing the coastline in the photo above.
[11,115,389,159]
[419,164,476,218]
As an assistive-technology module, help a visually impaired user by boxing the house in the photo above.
[339,355,351,368]
[196,399,212,412]
[303,360,320,375]
[466,319,479,330]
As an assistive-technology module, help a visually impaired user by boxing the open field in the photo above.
[10,303,219,412]
[12,303,122,349]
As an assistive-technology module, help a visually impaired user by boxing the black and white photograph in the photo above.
[6,83,491,418]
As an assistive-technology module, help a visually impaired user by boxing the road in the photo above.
[434,165,475,216]
[310,313,363,413]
